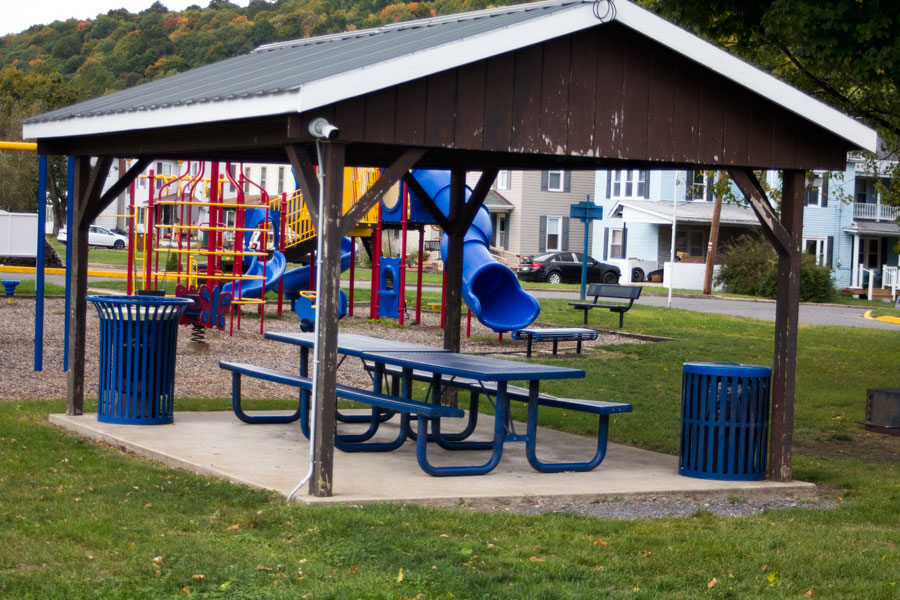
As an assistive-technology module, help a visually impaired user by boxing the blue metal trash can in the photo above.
[88,296,192,425]
[679,362,771,480]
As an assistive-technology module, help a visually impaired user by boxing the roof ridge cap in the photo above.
[252,0,582,54]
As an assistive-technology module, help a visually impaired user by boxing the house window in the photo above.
[277,166,285,195]
[685,170,710,201]
[547,170,564,192]
[155,161,163,190]
[608,228,624,259]
[496,170,510,190]
[546,216,562,251]
[855,178,869,204]
[243,167,251,194]
[806,173,827,207]
[260,166,267,190]
[804,237,827,266]
[228,164,237,193]
[609,170,649,199]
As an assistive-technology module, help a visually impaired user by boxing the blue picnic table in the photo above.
[263,331,599,476]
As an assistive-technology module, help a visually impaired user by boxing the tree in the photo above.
[644,0,900,203]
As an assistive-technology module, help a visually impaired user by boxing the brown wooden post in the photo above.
[66,156,115,415]
[769,169,804,482]
[65,158,91,416]
[442,169,466,355]
[310,142,346,497]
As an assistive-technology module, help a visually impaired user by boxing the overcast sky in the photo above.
[1,1,253,37]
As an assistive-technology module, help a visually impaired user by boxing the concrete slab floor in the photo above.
[49,411,816,506]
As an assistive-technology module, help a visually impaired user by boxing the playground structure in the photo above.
[4,141,542,370]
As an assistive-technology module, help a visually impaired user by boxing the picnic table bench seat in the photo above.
[219,361,464,453]
[365,361,632,472]
[569,283,642,328]
[510,327,599,357]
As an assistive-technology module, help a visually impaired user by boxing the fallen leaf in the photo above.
[529,556,545,562]
[440,534,450,538]
[182,585,190,594]
[708,578,718,589]
[806,589,814,597]
[761,564,771,572]
[192,574,205,581]
[153,556,164,564]
[347,565,359,574]
[397,568,404,583]
[227,524,240,531]
[256,565,272,572]
[594,539,609,547]
[642,550,652,558]
[278,572,287,579]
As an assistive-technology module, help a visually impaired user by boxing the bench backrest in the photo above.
[587,283,642,301]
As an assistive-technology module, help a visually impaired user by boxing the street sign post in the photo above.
[570,197,603,299]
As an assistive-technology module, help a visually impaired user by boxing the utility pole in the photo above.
[703,171,724,295]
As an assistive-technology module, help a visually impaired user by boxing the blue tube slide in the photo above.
[281,238,354,293]
[410,170,540,332]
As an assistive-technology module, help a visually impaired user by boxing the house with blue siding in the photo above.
[591,161,900,291]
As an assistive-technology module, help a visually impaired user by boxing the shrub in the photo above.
[715,234,835,302]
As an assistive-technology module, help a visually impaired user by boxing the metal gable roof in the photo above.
[23,0,877,154]
[24,0,580,128]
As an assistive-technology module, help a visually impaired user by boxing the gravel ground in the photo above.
[457,495,835,519]
[0,296,637,401]
[1,296,830,519]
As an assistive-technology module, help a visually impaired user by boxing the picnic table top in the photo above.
[360,349,585,382]
[265,331,449,356]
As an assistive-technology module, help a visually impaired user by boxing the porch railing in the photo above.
[853,202,900,221]
[883,266,898,300]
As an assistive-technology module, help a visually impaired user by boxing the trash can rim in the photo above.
[87,295,193,306]
[682,361,771,377]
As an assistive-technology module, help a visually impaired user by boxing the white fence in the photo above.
[0,212,39,257]
[663,262,724,291]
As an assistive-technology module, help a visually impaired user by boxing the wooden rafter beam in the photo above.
[340,148,426,237]
[453,168,498,235]
[402,172,451,231]
[77,156,113,224]
[91,157,152,222]
[286,144,320,224]
[728,168,793,255]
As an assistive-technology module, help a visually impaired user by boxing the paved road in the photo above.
[10,271,898,330]
[530,287,898,330]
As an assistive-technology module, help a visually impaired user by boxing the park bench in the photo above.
[509,327,599,357]
[219,361,464,453]
[569,283,642,328]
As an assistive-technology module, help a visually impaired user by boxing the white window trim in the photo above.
[496,170,511,190]
[806,173,825,207]
[686,171,710,201]
[547,170,565,192]
[546,216,562,251]
[610,169,648,199]
[608,227,624,259]
[803,236,827,266]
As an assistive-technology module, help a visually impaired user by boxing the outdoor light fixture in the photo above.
[308,117,340,141]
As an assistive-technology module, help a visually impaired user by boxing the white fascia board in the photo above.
[615,1,878,152]
[23,90,303,140]
[619,202,671,224]
[296,5,600,113]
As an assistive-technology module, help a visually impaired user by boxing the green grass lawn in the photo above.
[2,296,899,598]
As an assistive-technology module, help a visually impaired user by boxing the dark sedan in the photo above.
[516,252,620,285]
